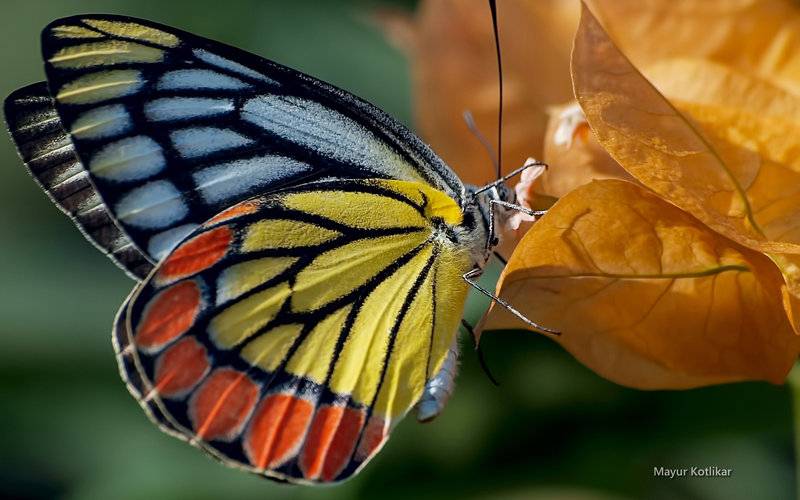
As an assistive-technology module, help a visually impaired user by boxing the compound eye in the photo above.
[498,184,514,203]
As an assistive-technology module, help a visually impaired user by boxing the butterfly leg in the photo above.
[485,198,549,254]
[490,199,547,218]
[462,267,560,336]
[416,335,460,423]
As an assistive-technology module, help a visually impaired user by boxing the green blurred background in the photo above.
[0,1,795,499]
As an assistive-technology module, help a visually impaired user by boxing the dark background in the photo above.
[0,1,794,499]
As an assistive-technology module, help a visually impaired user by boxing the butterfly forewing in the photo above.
[37,14,465,263]
[116,179,471,483]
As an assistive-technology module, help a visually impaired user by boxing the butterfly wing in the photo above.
[115,178,472,483]
[12,14,464,267]
[4,82,153,278]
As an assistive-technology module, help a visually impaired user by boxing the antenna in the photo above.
[463,110,499,177]
[488,0,503,180]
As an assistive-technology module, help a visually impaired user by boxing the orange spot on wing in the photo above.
[157,226,232,283]
[244,394,314,470]
[136,280,201,351]
[154,337,210,397]
[355,415,387,462]
[208,200,260,224]
[300,405,365,482]
[190,368,259,441]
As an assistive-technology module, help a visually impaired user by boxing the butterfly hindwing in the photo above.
[34,14,465,264]
[115,179,472,483]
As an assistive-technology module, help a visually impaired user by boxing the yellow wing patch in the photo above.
[292,233,426,312]
[82,18,180,47]
[285,305,353,384]
[384,180,464,225]
[329,245,435,405]
[209,282,291,348]
[283,190,427,230]
[55,69,143,104]
[283,180,464,228]
[373,267,435,417]
[242,324,304,372]
[51,25,105,39]
[49,40,165,68]
[216,256,298,305]
[242,219,341,251]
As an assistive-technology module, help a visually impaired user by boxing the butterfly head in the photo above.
[463,182,515,266]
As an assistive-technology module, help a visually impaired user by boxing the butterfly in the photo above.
[3,13,549,484]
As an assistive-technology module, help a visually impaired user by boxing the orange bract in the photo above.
[588,0,800,96]
[572,3,800,332]
[485,180,800,388]
[467,1,800,389]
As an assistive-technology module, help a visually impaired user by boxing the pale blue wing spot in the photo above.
[157,69,251,91]
[70,103,132,139]
[170,126,253,159]
[144,97,235,122]
[193,49,279,85]
[115,180,188,229]
[193,155,311,205]
[89,135,166,181]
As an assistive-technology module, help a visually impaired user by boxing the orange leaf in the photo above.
[648,61,800,316]
[645,58,800,173]
[484,180,800,389]
[588,0,800,95]
[571,3,800,327]
[408,0,580,185]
